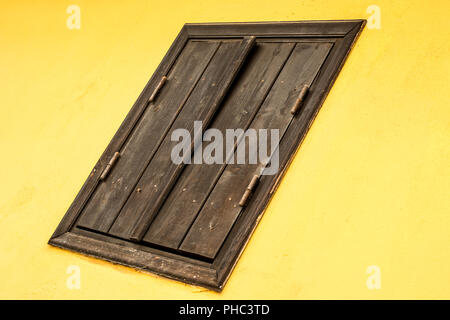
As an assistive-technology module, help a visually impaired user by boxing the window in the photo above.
[49,20,365,291]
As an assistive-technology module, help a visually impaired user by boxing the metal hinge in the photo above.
[100,151,120,181]
[239,175,260,207]
[290,84,309,115]
[148,76,167,103]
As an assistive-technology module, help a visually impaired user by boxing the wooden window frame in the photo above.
[49,20,365,291]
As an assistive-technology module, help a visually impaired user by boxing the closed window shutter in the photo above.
[50,21,365,291]
[77,37,255,238]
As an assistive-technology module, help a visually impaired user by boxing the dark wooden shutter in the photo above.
[76,37,255,237]
[178,42,333,259]
[50,21,365,291]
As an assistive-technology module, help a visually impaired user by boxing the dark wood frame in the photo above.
[49,20,365,291]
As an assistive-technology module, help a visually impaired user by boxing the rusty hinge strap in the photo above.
[239,175,260,207]
[148,76,167,103]
[100,151,120,181]
[290,84,309,115]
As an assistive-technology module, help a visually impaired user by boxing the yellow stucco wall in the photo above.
[0,0,449,299]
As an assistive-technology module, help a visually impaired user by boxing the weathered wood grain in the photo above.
[49,20,366,292]
[50,28,190,239]
[109,38,255,240]
[142,42,295,249]
[179,42,333,259]
[76,40,219,232]
[213,22,365,289]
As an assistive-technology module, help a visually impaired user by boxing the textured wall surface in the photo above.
[0,0,449,299]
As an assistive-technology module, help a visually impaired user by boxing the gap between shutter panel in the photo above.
[142,41,296,249]
[129,36,256,241]
[47,20,367,292]
[75,40,221,232]
[179,42,334,259]
[106,36,256,241]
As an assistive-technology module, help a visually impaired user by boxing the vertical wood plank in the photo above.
[76,40,220,231]
[179,42,333,259]
[142,42,295,249]
[109,37,256,240]
[50,21,366,292]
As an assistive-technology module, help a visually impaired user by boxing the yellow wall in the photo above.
[0,0,448,299]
